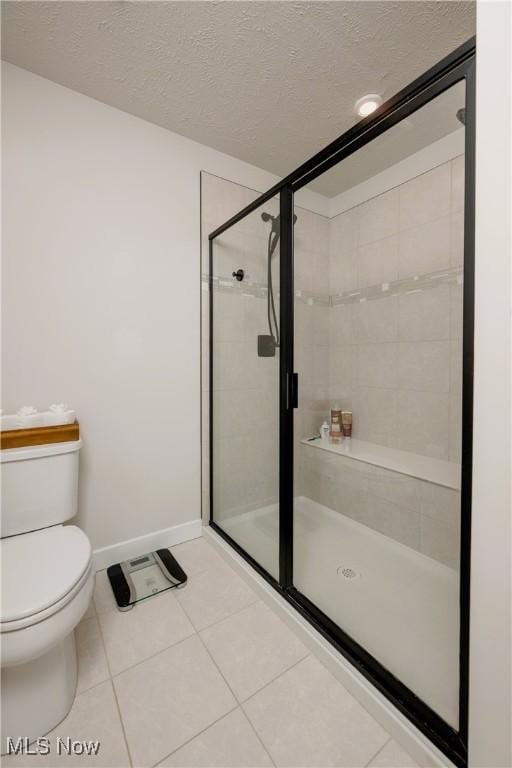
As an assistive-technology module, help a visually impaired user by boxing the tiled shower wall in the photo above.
[201,173,329,522]
[201,173,269,524]
[201,159,463,568]
[300,156,464,568]
[328,156,464,462]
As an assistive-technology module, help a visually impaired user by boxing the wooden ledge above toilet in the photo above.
[0,421,80,450]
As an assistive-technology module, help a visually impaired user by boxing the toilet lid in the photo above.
[1,525,92,623]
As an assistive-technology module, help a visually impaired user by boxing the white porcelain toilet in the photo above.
[0,439,94,754]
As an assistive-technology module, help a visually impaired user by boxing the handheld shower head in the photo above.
[260,212,298,233]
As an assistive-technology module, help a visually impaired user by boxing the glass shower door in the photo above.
[210,196,281,580]
[292,80,467,729]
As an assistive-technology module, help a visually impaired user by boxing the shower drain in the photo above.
[337,566,361,580]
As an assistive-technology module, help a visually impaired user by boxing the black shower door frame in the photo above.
[209,38,475,768]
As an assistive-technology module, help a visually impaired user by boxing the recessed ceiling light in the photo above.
[354,94,382,118]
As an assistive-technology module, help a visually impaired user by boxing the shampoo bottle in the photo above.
[330,406,342,443]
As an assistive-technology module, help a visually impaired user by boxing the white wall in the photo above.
[1,62,326,556]
[469,2,511,765]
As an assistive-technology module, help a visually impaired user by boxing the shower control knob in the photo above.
[232,269,244,282]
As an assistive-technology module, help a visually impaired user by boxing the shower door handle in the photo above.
[286,373,299,410]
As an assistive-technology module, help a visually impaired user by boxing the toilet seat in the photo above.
[1,525,92,632]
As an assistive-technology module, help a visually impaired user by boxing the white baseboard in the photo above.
[203,524,453,768]
[93,519,202,571]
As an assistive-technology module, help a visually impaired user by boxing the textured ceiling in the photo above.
[1,1,475,195]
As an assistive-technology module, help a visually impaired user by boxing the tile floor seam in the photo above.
[363,735,393,767]
[193,630,278,768]
[97,571,258,682]
[176,589,261,633]
[94,602,135,768]
[238,704,277,768]
[149,703,241,768]
[232,571,399,754]
[75,616,111,695]
[109,624,200,681]
[239,653,313,707]
[205,532,423,759]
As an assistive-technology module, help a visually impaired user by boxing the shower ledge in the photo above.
[301,437,460,490]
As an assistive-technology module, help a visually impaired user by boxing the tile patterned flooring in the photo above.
[5,536,420,768]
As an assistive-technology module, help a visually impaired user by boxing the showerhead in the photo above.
[260,211,298,233]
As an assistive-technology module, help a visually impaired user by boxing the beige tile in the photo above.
[398,285,450,342]
[311,250,330,297]
[214,292,246,343]
[353,296,399,344]
[3,682,130,767]
[420,515,460,569]
[396,390,449,460]
[159,708,273,767]
[114,635,236,768]
[417,482,460,526]
[450,211,465,267]
[450,338,463,396]
[176,561,258,631]
[366,468,419,511]
[329,304,353,346]
[449,283,464,340]
[312,305,330,348]
[98,590,195,675]
[357,235,398,287]
[398,215,451,279]
[329,210,359,293]
[358,189,399,246]
[244,655,388,767]
[93,569,118,615]
[451,154,465,213]
[354,388,398,447]
[201,601,308,701]
[398,341,450,393]
[170,536,224,577]
[368,739,419,767]
[449,392,463,464]
[399,164,451,230]
[329,344,356,398]
[363,495,421,551]
[75,617,110,694]
[357,343,399,389]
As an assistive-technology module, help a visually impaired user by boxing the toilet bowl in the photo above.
[0,439,93,754]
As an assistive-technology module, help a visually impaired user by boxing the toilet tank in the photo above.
[1,440,81,538]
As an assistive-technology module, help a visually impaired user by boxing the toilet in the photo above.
[0,439,94,753]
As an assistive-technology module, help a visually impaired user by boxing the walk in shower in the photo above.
[206,40,475,768]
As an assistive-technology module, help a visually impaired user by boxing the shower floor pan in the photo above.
[220,496,459,729]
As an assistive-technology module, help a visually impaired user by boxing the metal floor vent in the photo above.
[337,566,361,580]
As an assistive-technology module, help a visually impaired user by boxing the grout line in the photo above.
[238,706,277,768]
[74,616,111,697]
[94,601,134,768]
[198,635,277,765]
[97,569,258,682]
[184,605,278,768]
[107,623,199,679]
[176,591,260,633]
[240,653,312,707]
[151,704,240,768]
[364,735,393,767]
